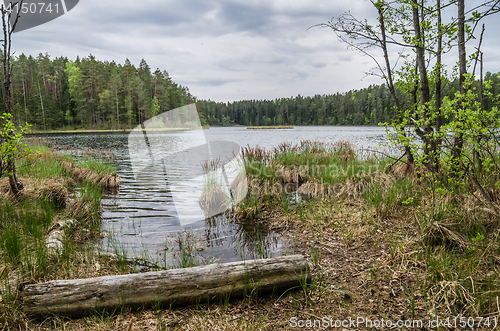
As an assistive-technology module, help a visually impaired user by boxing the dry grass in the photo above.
[230,141,500,328]
[38,181,69,208]
[429,279,478,316]
[0,177,69,207]
[8,171,500,330]
[296,180,342,200]
[7,140,500,330]
[98,174,121,190]
[273,164,306,184]
[392,160,417,177]
[242,145,271,162]
[67,197,102,221]
[422,222,470,251]
[60,161,120,190]
[0,143,130,331]
[198,187,229,216]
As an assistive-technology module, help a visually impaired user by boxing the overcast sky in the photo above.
[10,0,500,102]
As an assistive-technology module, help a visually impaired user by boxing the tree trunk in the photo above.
[7,160,23,195]
[435,0,443,134]
[412,1,430,107]
[457,0,466,96]
[377,4,415,166]
[116,88,119,130]
[451,0,466,170]
[473,26,485,173]
[412,0,438,172]
[22,255,309,316]
[1,6,24,194]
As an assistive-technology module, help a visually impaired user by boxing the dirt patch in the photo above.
[52,203,433,331]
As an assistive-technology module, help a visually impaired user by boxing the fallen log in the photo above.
[22,255,309,316]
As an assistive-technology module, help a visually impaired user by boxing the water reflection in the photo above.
[203,214,283,261]
[30,126,387,266]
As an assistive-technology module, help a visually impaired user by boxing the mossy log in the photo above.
[22,255,309,316]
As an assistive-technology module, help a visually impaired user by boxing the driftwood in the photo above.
[22,255,309,316]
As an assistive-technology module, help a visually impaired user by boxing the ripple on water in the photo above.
[33,126,388,266]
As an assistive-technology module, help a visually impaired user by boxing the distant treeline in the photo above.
[197,73,500,126]
[1,53,499,130]
[3,53,195,130]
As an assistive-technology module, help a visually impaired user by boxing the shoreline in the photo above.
[246,126,294,130]
[3,139,499,329]
[28,124,389,134]
[28,126,212,134]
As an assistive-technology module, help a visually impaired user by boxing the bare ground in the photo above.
[41,201,449,331]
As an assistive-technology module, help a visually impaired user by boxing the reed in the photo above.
[7,138,500,329]
[0,139,129,329]
[17,139,120,191]
[234,138,500,322]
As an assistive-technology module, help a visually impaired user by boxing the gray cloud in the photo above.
[10,0,500,102]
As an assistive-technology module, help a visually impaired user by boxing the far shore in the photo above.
[29,126,212,134]
[28,124,394,134]
[246,125,294,130]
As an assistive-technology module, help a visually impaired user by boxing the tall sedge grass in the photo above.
[0,139,128,329]
[77,158,117,176]
[0,198,54,279]
[236,138,500,319]
[238,140,393,217]
[17,141,118,190]
[17,155,65,178]
[5,137,500,327]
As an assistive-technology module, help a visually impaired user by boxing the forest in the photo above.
[2,53,500,130]
[197,73,500,126]
[5,54,196,130]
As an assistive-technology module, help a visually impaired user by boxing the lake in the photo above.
[34,126,389,266]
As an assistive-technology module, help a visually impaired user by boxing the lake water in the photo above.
[34,126,389,266]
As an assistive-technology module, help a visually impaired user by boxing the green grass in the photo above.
[17,142,117,179]
[77,158,117,175]
[0,198,54,278]
[240,140,393,216]
[173,231,200,269]
[0,142,130,329]
[17,156,66,178]
[363,177,416,214]
[6,138,500,327]
[245,140,391,185]
[0,188,102,282]
[237,139,500,319]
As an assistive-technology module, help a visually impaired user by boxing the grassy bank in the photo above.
[0,139,131,329]
[229,140,500,329]
[4,139,500,330]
